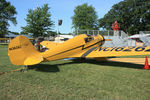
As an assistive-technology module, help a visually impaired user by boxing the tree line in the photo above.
[0,0,149,37]
[99,0,150,35]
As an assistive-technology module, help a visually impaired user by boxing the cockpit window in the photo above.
[84,36,94,43]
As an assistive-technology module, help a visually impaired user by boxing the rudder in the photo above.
[8,36,43,65]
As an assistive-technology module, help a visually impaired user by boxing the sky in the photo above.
[7,0,123,34]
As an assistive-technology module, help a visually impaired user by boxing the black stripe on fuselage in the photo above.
[45,40,104,58]
[45,45,84,58]
[81,47,97,58]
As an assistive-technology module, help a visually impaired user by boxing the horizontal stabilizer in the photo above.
[40,41,59,49]
[24,55,43,65]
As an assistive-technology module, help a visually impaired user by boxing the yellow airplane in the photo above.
[8,34,150,65]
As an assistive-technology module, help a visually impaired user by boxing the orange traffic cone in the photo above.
[144,56,150,69]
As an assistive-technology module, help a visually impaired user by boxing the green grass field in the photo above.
[0,45,150,100]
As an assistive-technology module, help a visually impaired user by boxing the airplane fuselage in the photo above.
[41,34,105,61]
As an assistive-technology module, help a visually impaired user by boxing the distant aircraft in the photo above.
[8,34,150,65]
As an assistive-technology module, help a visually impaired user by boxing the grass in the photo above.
[0,45,150,100]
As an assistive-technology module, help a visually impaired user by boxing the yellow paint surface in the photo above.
[108,58,149,65]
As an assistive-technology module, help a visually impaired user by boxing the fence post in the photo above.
[108,30,110,38]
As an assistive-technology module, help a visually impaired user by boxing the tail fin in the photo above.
[8,35,43,65]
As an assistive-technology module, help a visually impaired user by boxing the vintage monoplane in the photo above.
[8,34,150,65]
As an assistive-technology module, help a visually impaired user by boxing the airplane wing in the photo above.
[40,41,59,49]
[85,46,150,58]
[70,46,150,58]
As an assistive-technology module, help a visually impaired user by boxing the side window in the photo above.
[84,38,89,43]
[84,36,94,43]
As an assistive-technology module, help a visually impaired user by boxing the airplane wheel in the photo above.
[20,69,25,72]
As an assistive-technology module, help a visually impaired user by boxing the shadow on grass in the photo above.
[28,58,144,73]
[28,61,76,72]
[72,59,144,69]
[28,64,60,73]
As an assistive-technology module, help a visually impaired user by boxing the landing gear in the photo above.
[20,65,28,72]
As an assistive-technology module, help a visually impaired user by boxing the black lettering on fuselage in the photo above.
[97,46,150,52]
[9,45,21,50]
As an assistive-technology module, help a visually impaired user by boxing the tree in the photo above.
[9,31,19,35]
[99,0,150,35]
[72,3,98,33]
[21,4,54,37]
[0,0,17,37]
